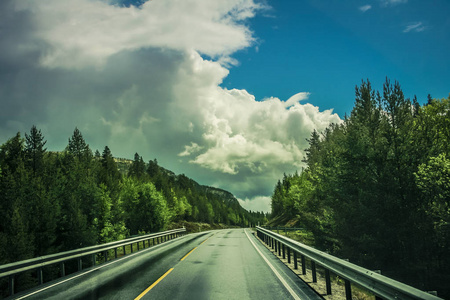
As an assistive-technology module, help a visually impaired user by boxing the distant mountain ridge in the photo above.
[115,157,242,211]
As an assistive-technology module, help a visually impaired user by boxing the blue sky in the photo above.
[0,0,449,212]
[223,0,450,117]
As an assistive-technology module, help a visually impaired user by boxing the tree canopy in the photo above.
[270,79,450,297]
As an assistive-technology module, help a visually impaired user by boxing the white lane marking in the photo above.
[244,230,302,300]
[15,235,192,300]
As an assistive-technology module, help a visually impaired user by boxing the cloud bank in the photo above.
[0,0,341,212]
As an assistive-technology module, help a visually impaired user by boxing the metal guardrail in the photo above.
[256,226,443,300]
[261,226,304,232]
[0,228,186,297]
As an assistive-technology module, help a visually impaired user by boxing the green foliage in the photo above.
[120,178,170,234]
[415,154,450,256]
[270,81,450,296]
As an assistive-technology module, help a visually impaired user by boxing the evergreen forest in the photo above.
[0,127,267,268]
[270,79,450,298]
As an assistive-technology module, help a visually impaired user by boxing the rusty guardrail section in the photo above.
[0,228,186,297]
[256,226,442,300]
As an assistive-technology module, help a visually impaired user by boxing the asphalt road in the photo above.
[13,229,321,300]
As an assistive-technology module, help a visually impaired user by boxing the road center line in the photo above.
[244,230,302,300]
[180,247,197,261]
[135,236,210,299]
[180,236,208,261]
[134,268,174,300]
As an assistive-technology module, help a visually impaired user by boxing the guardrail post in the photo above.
[103,250,108,262]
[130,243,133,253]
[123,245,126,255]
[78,258,82,271]
[137,241,140,251]
[38,267,43,285]
[293,251,298,269]
[287,247,291,264]
[282,244,286,259]
[60,262,66,277]
[274,239,277,252]
[301,255,306,275]
[92,254,96,266]
[115,248,118,258]
[311,261,317,282]
[278,241,282,256]
[325,269,332,295]
[345,279,352,300]
[9,275,14,296]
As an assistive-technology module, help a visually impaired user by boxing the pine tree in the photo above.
[99,146,121,193]
[67,127,92,164]
[25,125,47,175]
[128,153,146,179]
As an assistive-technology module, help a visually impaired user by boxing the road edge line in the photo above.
[244,230,302,300]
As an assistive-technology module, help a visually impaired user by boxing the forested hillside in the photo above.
[0,128,266,266]
[270,79,450,297]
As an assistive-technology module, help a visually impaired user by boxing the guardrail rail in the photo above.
[256,226,442,300]
[0,228,186,297]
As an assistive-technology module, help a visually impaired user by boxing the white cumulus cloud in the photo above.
[1,0,341,213]
[15,0,263,69]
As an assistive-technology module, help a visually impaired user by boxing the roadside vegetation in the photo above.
[0,127,267,268]
[269,78,450,298]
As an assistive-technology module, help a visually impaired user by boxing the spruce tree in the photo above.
[25,125,47,174]
[67,127,92,164]
[129,152,146,179]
